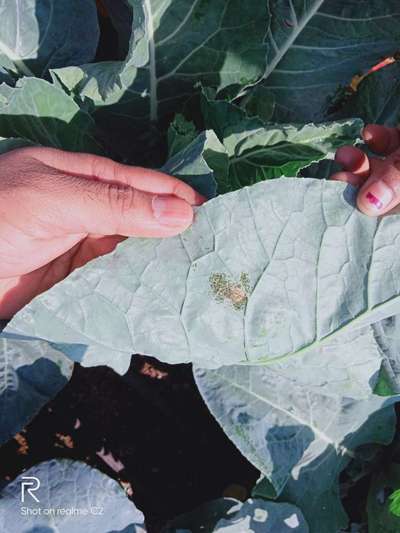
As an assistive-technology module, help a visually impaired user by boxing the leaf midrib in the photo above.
[0,0,55,78]
[143,0,157,121]
[264,0,325,81]
[217,373,353,458]
[144,0,235,122]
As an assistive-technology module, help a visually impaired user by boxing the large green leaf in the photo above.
[0,0,99,78]
[0,459,145,532]
[193,336,392,492]
[336,62,400,126]
[5,178,400,370]
[250,1,400,122]
[51,0,268,157]
[0,335,73,446]
[200,87,256,140]
[0,77,101,152]
[201,90,362,192]
[194,359,397,533]
[164,497,309,532]
[167,113,198,157]
[218,119,362,192]
[162,129,227,199]
[259,410,397,533]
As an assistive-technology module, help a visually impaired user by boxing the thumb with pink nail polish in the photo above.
[358,151,400,215]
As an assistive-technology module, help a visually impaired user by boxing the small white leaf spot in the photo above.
[253,508,268,522]
[284,513,300,528]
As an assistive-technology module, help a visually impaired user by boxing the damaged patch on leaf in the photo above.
[209,272,250,311]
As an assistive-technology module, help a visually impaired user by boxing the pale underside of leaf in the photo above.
[0,335,73,446]
[165,497,309,532]
[0,459,145,532]
[5,178,400,373]
[194,358,398,531]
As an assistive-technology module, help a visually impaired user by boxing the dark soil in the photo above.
[0,356,259,532]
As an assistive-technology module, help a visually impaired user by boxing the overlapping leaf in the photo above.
[201,89,363,192]
[250,0,400,122]
[257,406,394,533]
[0,335,73,446]
[0,78,100,152]
[167,113,198,158]
[162,129,226,198]
[60,0,267,113]
[0,459,145,532]
[194,359,397,532]
[297,61,400,182]
[336,61,400,126]
[219,119,362,192]
[51,0,268,156]
[164,497,309,532]
[0,0,99,78]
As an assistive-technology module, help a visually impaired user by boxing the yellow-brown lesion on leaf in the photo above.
[209,272,250,311]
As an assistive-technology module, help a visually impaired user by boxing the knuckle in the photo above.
[172,179,190,199]
[92,155,118,181]
[105,183,137,215]
[388,152,400,173]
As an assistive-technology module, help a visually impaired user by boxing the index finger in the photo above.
[19,146,206,206]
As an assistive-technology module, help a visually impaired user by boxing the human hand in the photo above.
[331,124,400,215]
[0,147,204,319]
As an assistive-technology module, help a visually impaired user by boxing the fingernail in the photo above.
[193,192,207,206]
[152,195,192,227]
[364,182,393,211]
